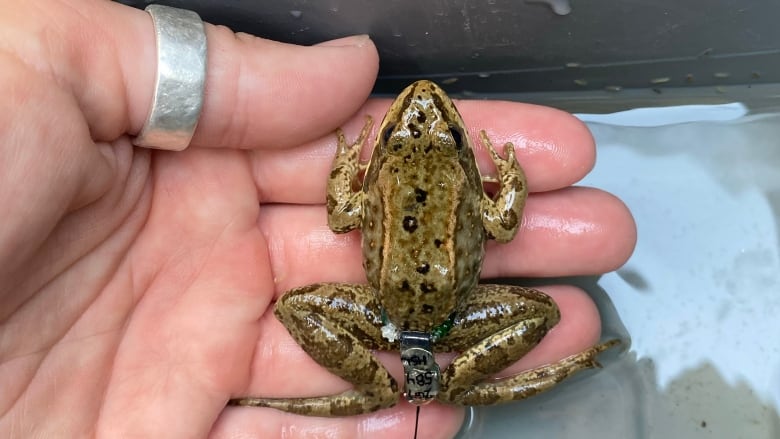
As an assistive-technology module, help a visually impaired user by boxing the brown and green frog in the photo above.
[230,80,619,416]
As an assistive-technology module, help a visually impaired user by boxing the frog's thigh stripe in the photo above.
[231,306,400,416]
[438,315,552,402]
[232,389,395,417]
[234,286,400,416]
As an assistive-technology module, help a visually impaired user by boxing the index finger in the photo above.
[32,2,380,149]
[253,98,596,204]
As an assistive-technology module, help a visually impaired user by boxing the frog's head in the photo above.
[376,80,470,158]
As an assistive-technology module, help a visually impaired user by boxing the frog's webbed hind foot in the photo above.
[445,339,620,406]
[229,283,401,417]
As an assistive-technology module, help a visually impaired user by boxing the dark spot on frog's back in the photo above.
[422,304,435,314]
[414,188,427,203]
[420,283,435,293]
[402,216,418,233]
[416,112,426,123]
[416,263,430,274]
[434,239,442,247]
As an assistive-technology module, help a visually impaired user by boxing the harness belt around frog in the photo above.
[382,309,455,405]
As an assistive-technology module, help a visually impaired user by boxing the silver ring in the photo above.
[133,5,207,151]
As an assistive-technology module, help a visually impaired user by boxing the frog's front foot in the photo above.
[326,117,372,233]
[229,283,401,417]
[479,131,528,243]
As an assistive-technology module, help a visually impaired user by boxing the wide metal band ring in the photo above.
[133,4,207,151]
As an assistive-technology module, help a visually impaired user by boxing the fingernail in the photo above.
[316,34,371,48]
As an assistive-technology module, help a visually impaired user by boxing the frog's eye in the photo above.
[448,125,464,150]
[382,123,396,144]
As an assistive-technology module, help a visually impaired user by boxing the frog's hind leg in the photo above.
[229,283,400,417]
[436,284,619,406]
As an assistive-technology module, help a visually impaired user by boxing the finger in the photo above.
[214,398,462,439]
[484,186,637,278]
[222,286,600,438]
[258,186,635,294]
[125,4,379,148]
[254,99,594,203]
[184,32,378,149]
[5,1,379,148]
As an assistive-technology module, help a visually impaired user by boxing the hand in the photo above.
[0,1,636,438]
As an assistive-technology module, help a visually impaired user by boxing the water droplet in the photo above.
[289,10,302,19]
[697,47,714,57]
[650,77,671,84]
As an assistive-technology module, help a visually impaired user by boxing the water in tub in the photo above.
[456,101,780,439]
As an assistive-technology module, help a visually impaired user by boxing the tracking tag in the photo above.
[400,331,440,405]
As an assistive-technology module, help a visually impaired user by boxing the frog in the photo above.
[229,80,619,416]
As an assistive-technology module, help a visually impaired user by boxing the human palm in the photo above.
[0,1,636,438]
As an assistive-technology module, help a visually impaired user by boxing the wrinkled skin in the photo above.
[0,1,637,438]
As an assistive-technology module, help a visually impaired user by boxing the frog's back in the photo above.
[360,80,486,332]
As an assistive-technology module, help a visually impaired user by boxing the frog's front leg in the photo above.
[229,283,401,416]
[479,131,528,242]
[436,285,619,406]
[326,117,373,233]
